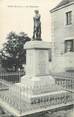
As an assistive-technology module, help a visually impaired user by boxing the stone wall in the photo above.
[50,3,74,73]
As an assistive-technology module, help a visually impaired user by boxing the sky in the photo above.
[0,0,62,48]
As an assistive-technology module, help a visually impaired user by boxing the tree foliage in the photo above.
[0,32,31,71]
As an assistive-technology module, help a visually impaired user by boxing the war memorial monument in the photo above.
[0,9,73,117]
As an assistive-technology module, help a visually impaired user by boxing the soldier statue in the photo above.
[33,10,42,41]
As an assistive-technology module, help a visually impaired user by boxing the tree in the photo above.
[1,32,31,71]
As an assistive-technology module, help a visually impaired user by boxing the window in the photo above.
[66,11,72,25]
[49,49,52,62]
[65,40,74,52]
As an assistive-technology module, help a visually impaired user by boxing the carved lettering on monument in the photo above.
[36,50,47,75]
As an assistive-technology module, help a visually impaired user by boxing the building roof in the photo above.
[50,0,74,13]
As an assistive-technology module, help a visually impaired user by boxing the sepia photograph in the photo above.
[0,0,74,117]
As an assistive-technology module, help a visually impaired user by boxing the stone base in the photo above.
[12,75,67,104]
[21,75,60,94]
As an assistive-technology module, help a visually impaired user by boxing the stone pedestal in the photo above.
[20,41,64,104]
[24,41,50,76]
[4,41,72,116]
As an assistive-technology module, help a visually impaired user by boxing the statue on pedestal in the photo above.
[32,10,42,41]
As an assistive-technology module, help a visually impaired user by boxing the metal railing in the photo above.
[0,72,73,116]
[0,84,73,116]
[52,72,74,90]
[0,71,25,83]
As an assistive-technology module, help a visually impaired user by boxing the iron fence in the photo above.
[0,72,73,116]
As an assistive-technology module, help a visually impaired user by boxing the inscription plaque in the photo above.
[36,50,49,75]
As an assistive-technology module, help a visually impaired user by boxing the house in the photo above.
[50,0,74,73]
